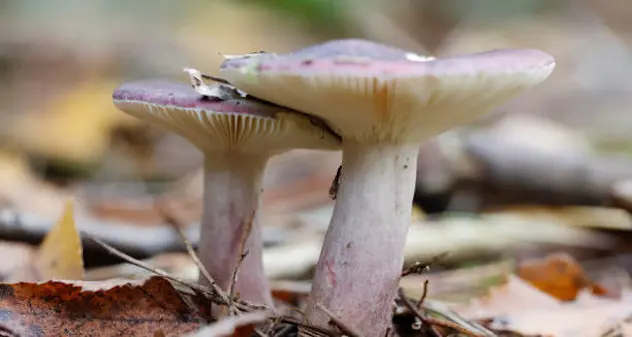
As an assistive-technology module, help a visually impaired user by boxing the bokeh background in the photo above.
[2,0,632,297]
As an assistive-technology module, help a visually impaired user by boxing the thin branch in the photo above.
[154,198,233,311]
[398,288,486,337]
[227,210,256,314]
[423,316,485,337]
[83,231,269,313]
[329,165,342,200]
[401,252,449,277]
[397,288,442,337]
[280,317,337,337]
[416,279,429,309]
[316,303,362,337]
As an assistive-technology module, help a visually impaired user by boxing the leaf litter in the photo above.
[0,196,631,336]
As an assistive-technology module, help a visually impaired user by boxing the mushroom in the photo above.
[112,77,340,309]
[219,39,555,335]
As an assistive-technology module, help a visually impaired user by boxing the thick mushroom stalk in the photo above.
[112,80,339,310]
[220,40,555,335]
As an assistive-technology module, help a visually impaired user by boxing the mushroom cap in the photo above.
[220,39,556,143]
[112,80,340,154]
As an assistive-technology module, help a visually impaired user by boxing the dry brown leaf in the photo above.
[0,276,204,336]
[10,201,84,282]
[185,311,268,337]
[517,252,607,301]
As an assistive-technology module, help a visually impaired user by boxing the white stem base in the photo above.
[305,141,419,336]
[198,154,273,308]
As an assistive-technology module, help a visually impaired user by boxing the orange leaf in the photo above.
[517,252,601,301]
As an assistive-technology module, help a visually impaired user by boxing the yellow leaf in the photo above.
[33,200,85,280]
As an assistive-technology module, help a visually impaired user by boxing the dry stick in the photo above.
[227,210,256,315]
[328,165,342,200]
[401,252,449,277]
[416,279,429,309]
[396,289,442,337]
[83,232,268,313]
[280,317,337,337]
[154,198,233,310]
[315,303,362,337]
[397,288,484,337]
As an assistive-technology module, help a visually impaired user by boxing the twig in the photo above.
[396,288,442,337]
[280,317,337,337]
[416,279,429,309]
[329,165,342,200]
[423,316,485,337]
[154,198,233,311]
[83,231,269,313]
[316,303,362,337]
[398,288,485,337]
[401,252,449,277]
[227,210,256,314]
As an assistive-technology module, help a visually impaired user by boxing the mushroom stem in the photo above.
[304,141,419,336]
[199,153,273,308]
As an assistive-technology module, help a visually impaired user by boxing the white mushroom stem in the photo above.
[199,153,273,308]
[304,141,419,335]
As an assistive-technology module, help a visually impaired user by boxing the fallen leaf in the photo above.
[517,252,605,301]
[452,274,562,320]
[185,311,268,337]
[0,276,204,336]
[452,274,632,337]
[10,201,84,282]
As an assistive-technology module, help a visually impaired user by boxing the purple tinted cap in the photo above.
[112,80,340,154]
[219,39,555,143]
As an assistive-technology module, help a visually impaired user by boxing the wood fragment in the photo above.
[315,303,362,337]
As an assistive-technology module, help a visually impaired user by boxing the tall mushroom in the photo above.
[219,39,555,335]
[112,78,340,309]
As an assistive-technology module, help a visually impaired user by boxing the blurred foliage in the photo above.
[430,0,557,21]
[239,0,351,36]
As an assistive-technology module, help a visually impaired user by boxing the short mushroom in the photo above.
[220,39,555,335]
[112,77,340,309]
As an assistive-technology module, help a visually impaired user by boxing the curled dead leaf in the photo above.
[0,276,205,336]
